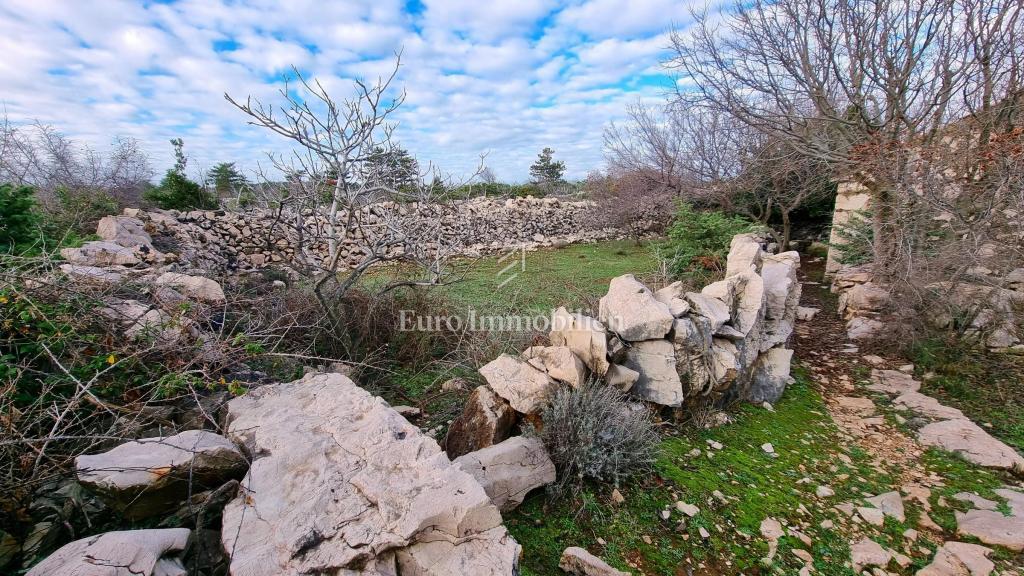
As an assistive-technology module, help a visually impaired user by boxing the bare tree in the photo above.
[0,117,152,208]
[226,56,480,324]
[668,0,1023,280]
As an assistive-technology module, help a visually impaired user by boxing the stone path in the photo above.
[792,260,1024,575]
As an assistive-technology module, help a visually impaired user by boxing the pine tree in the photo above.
[529,147,566,184]
[206,162,249,199]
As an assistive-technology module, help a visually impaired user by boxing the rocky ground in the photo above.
[790,259,1024,575]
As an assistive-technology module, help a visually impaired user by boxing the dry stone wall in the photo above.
[121,196,618,272]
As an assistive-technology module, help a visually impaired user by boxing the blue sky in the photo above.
[0,0,707,181]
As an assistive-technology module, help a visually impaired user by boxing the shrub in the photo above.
[144,170,218,210]
[50,186,120,237]
[662,203,755,280]
[828,208,874,266]
[0,183,39,252]
[530,382,659,494]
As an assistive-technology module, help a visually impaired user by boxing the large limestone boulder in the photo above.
[918,419,1024,471]
[599,275,674,341]
[746,347,793,404]
[760,252,801,350]
[839,282,890,318]
[559,546,630,576]
[522,346,588,388]
[61,241,140,267]
[154,273,225,304]
[480,354,557,415]
[701,270,765,337]
[671,317,713,395]
[75,430,247,520]
[96,215,161,263]
[454,436,556,511]
[621,339,683,406]
[221,372,520,576]
[709,338,740,387]
[26,528,191,576]
[444,385,517,459]
[550,307,610,375]
[684,292,730,332]
[725,234,764,277]
[653,281,691,317]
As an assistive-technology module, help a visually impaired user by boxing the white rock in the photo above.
[559,547,630,576]
[653,281,691,317]
[550,307,610,375]
[709,338,740,386]
[795,306,819,321]
[850,537,892,572]
[604,363,640,392]
[675,502,699,517]
[26,529,191,576]
[599,274,674,341]
[221,372,520,575]
[747,347,794,404]
[154,272,225,304]
[868,369,922,395]
[760,252,801,350]
[480,354,557,415]
[702,270,765,337]
[955,509,1024,551]
[76,430,247,520]
[866,491,906,522]
[918,419,1024,471]
[60,264,125,285]
[522,345,588,388]
[685,292,731,332]
[847,317,886,340]
[917,541,994,576]
[622,339,683,406]
[97,215,154,250]
[454,436,555,512]
[893,392,965,420]
[61,241,140,267]
[725,234,764,277]
[816,485,835,498]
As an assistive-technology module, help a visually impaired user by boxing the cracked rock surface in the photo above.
[220,372,520,576]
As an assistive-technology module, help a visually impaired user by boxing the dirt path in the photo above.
[791,256,1024,574]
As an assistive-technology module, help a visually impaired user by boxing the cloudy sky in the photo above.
[0,0,704,182]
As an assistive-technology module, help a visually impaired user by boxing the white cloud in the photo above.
[0,0,702,181]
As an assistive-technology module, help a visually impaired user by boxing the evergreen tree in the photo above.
[529,147,566,184]
[144,139,218,210]
[206,162,249,199]
[0,183,39,251]
[363,146,420,191]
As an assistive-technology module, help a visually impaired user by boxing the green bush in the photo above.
[0,183,40,252]
[51,187,120,237]
[662,203,756,279]
[144,170,218,210]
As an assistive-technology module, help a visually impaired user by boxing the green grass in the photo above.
[366,240,661,315]
[907,337,1024,452]
[507,368,896,575]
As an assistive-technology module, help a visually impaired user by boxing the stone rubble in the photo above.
[559,546,631,576]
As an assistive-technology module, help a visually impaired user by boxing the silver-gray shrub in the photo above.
[531,382,659,494]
